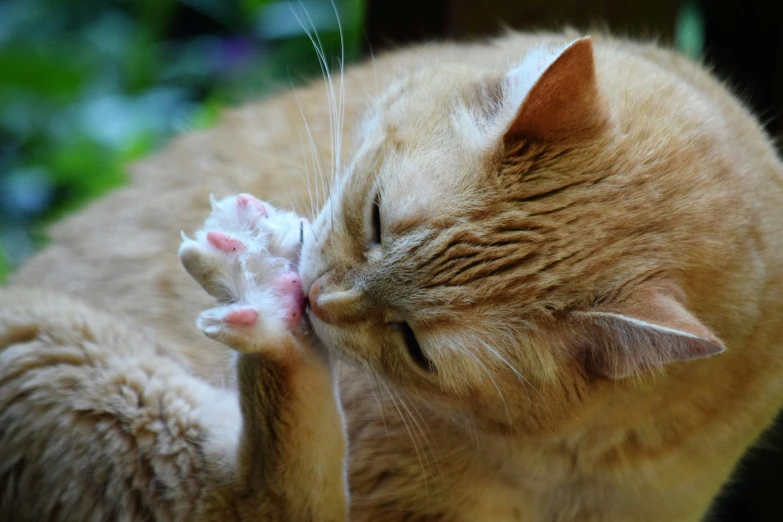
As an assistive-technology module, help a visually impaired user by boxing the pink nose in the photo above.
[308,276,332,324]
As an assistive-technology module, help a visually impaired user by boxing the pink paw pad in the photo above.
[225,308,259,326]
[272,271,306,328]
[236,193,267,217]
[207,231,244,253]
[280,293,303,329]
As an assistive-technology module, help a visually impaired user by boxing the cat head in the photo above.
[298,38,725,432]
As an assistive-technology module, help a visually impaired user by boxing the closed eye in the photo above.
[371,190,382,246]
[393,322,435,373]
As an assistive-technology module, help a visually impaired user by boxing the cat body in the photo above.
[2,29,783,522]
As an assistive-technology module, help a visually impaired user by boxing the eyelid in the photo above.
[392,322,436,373]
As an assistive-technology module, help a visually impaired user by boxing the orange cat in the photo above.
[2,30,783,522]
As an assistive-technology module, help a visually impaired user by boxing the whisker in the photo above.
[362,363,388,435]
[292,109,317,217]
[363,29,379,92]
[337,348,344,380]
[292,3,335,209]
[462,347,513,428]
[394,392,446,491]
[329,0,346,231]
[476,331,549,411]
[378,378,431,501]
[394,390,440,483]
[477,340,531,407]
[289,82,328,210]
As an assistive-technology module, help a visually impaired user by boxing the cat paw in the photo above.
[179,194,309,354]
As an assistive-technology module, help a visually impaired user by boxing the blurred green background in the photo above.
[0,0,364,283]
[1,0,782,519]
[0,0,741,286]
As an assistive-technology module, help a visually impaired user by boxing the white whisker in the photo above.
[378,378,431,501]
[392,388,442,489]
[478,331,550,412]
[292,4,334,205]
[292,107,317,217]
[289,82,328,212]
[362,363,388,435]
[462,347,513,428]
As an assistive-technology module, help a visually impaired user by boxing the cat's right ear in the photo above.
[569,282,726,379]
[501,37,610,144]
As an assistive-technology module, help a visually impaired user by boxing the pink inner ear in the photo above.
[573,284,726,379]
[504,37,609,143]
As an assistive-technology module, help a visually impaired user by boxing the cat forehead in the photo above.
[362,66,498,131]
[345,70,507,232]
[350,117,491,214]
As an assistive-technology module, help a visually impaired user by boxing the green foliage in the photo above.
[0,0,364,283]
[675,0,705,60]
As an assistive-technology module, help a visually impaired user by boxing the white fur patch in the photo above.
[503,42,569,112]
[450,41,571,148]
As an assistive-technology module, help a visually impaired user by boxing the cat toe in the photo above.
[224,307,259,326]
[236,193,268,217]
[197,303,287,353]
[178,239,238,301]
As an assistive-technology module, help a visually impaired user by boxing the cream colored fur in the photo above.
[2,29,783,521]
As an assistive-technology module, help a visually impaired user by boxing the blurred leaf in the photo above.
[44,137,127,220]
[125,32,160,93]
[188,98,224,130]
[0,246,9,284]
[0,44,88,101]
[241,0,276,19]
[137,0,177,37]
[0,0,366,277]
[120,131,157,162]
[675,0,705,60]
[0,167,54,217]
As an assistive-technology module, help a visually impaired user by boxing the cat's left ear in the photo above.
[571,283,726,379]
[502,37,609,143]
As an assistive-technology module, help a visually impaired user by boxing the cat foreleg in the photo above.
[180,194,347,522]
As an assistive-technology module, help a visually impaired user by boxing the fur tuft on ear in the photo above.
[572,284,725,379]
[503,37,609,143]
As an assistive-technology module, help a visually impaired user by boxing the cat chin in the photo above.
[306,312,342,353]
[307,313,378,373]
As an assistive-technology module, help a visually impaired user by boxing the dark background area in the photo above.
[1,0,782,519]
[365,0,782,144]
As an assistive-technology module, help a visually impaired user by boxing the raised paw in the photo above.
[179,194,310,354]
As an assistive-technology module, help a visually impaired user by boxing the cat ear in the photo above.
[572,285,726,379]
[503,37,608,143]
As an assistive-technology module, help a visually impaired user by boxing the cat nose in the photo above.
[307,275,362,325]
[308,276,331,323]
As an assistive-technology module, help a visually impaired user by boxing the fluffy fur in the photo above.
[2,29,783,521]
